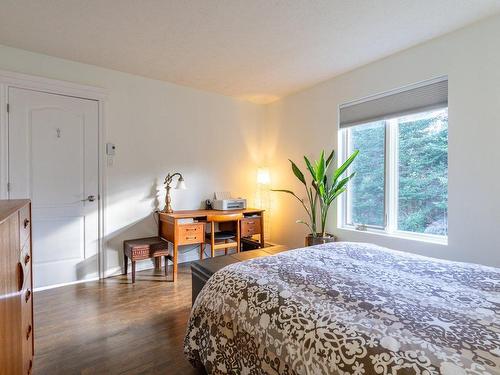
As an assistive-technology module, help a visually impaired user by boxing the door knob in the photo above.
[83,195,96,202]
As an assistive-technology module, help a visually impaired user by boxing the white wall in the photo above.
[0,45,266,276]
[265,15,500,267]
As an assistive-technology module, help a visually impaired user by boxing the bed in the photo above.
[184,242,500,374]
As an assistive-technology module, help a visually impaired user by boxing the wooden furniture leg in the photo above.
[172,243,178,282]
[237,219,241,253]
[210,221,215,258]
[164,255,168,276]
[132,261,136,284]
[124,254,128,275]
[154,257,161,271]
[224,239,228,255]
[199,243,204,260]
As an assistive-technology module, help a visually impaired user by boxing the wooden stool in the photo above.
[123,237,172,283]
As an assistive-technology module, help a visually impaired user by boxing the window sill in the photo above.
[338,226,448,246]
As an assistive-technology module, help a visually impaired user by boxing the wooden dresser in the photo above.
[0,200,34,375]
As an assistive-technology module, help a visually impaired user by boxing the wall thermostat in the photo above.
[106,143,116,156]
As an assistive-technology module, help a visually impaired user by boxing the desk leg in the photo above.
[172,243,178,282]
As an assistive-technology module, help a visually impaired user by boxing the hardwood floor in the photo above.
[33,263,201,375]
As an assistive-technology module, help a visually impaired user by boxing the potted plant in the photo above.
[273,149,359,246]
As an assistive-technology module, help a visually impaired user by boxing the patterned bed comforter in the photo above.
[184,242,500,374]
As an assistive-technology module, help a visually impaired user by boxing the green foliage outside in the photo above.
[350,110,448,235]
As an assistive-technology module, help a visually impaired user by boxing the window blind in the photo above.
[339,78,448,128]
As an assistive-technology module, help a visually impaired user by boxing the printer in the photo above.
[212,192,247,210]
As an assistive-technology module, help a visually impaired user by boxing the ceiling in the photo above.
[0,1,499,103]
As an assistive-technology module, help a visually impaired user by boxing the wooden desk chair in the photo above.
[204,213,243,259]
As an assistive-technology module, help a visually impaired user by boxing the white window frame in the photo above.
[338,110,448,245]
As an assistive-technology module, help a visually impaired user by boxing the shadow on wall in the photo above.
[75,253,99,280]
[104,214,159,275]
[103,178,162,275]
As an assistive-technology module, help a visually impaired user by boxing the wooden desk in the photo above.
[158,208,265,281]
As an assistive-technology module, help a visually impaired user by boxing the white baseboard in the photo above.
[36,249,203,291]
[34,276,100,292]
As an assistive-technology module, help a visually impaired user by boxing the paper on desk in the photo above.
[214,191,232,200]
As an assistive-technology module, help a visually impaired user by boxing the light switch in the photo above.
[106,143,116,156]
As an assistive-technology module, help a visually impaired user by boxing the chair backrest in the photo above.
[206,213,243,222]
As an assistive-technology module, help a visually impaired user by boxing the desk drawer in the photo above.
[241,217,261,237]
[178,223,204,245]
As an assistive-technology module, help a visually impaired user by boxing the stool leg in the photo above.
[199,243,204,260]
[224,239,228,255]
[124,254,128,275]
[132,261,136,283]
[164,255,168,276]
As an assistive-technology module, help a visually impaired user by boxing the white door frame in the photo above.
[0,69,107,282]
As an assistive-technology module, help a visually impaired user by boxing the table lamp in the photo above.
[163,172,186,213]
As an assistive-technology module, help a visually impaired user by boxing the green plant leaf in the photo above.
[315,151,326,182]
[319,183,325,197]
[334,172,355,192]
[325,149,335,168]
[289,159,306,185]
[303,156,316,179]
[296,219,313,232]
[328,187,347,205]
[333,150,359,182]
[271,189,299,197]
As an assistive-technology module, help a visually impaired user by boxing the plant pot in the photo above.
[305,233,337,247]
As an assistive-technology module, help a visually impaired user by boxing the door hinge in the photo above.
[6,103,9,113]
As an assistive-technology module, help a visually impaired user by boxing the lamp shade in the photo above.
[175,177,187,190]
[257,168,270,185]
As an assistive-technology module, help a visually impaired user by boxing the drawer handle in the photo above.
[185,228,197,231]
[185,236,197,240]
[28,359,33,373]
[26,324,32,340]
[24,218,30,228]
[18,263,24,292]
[24,254,31,265]
[25,289,31,303]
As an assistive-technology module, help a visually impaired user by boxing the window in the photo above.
[339,78,448,241]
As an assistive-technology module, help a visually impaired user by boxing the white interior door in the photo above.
[8,87,99,289]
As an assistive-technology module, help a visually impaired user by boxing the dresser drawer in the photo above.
[241,217,261,237]
[22,303,33,356]
[20,239,32,280]
[21,268,34,369]
[22,345,33,375]
[22,356,33,375]
[19,204,31,249]
[178,223,204,245]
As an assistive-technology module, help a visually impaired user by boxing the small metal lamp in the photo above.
[163,172,186,213]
